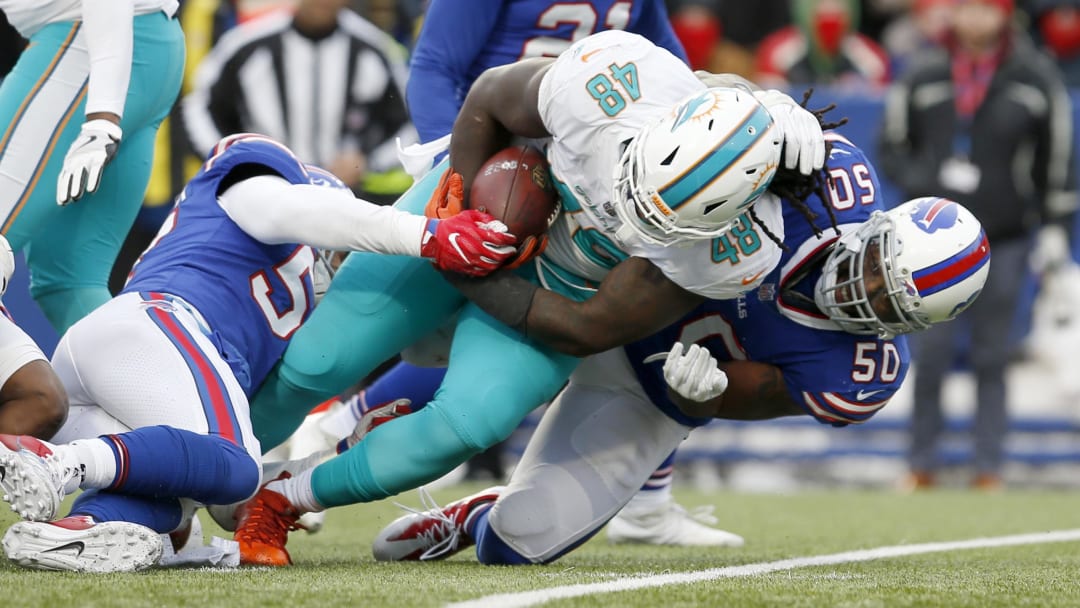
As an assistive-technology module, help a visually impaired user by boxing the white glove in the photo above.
[0,234,13,297]
[56,118,122,206]
[662,342,729,403]
[1031,224,1071,274]
[754,89,826,176]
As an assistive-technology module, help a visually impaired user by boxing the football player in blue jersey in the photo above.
[408,0,687,146]
[307,0,719,547]
[367,136,993,565]
[0,133,517,573]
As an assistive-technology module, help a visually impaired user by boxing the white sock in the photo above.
[624,485,672,512]
[65,438,118,489]
[266,468,324,513]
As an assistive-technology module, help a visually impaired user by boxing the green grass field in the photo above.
[1,484,1078,607]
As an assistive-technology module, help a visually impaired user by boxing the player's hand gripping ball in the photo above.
[469,145,561,269]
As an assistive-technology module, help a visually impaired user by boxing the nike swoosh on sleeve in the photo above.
[581,48,604,62]
[855,389,886,400]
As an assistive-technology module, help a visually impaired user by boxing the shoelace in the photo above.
[235,495,306,547]
[38,452,81,498]
[681,504,719,526]
[392,487,463,561]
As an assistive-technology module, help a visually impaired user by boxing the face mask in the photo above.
[1040,8,1080,59]
[814,10,850,55]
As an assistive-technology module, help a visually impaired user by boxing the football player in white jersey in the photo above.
[235,30,830,566]
[0,134,516,573]
[0,0,185,334]
[0,235,68,439]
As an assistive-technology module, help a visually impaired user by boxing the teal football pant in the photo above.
[249,161,582,507]
[0,13,184,333]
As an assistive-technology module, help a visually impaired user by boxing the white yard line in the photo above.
[448,529,1080,608]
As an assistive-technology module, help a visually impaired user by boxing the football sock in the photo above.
[360,362,445,413]
[471,508,531,565]
[100,426,260,505]
[268,468,324,513]
[65,438,118,489]
[69,489,183,534]
[624,452,675,511]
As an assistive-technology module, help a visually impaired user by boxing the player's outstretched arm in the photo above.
[442,256,704,357]
[218,173,515,275]
[668,358,804,421]
[449,58,554,192]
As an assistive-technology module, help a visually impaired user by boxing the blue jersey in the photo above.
[407,0,687,143]
[124,135,320,394]
[625,134,911,428]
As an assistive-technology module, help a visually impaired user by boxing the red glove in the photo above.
[420,209,517,276]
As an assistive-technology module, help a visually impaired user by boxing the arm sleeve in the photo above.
[0,315,46,391]
[631,0,689,64]
[81,0,135,116]
[217,175,428,256]
[406,0,503,143]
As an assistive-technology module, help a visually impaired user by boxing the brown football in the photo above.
[468,145,560,239]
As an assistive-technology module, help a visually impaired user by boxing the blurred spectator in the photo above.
[1030,0,1080,85]
[352,0,422,48]
[182,0,415,202]
[667,0,790,79]
[756,0,891,88]
[881,0,955,75]
[669,3,722,70]
[878,0,1077,491]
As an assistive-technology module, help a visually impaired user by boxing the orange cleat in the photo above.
[234,472,306,566]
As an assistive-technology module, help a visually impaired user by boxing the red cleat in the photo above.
[372,486,503,561]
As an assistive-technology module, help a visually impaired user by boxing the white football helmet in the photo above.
[612,86,783,246]
[815,197,991,338]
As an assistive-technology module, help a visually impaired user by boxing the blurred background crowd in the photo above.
[4,0,1080,493]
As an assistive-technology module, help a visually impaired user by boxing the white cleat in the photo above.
[606,501,745,547]
[3,516,163,573]
[0,434,80,522]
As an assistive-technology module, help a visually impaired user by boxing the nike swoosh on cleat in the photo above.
[42,541,86,558]
[855,389,886,400]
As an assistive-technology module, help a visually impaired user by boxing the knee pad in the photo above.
[485,465,589,563]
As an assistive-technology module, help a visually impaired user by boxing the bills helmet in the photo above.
[815,197,991,338]
[612,86,783,246]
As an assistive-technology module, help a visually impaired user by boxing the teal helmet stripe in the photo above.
[658,104,774,210]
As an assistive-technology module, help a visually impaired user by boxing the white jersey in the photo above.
[0,310,46,390]
[535,30,783,300]
[0,0,177,38]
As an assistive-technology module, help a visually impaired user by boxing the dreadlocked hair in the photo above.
[749,89,849,251]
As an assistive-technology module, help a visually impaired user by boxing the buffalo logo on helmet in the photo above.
[910,197,960,233]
